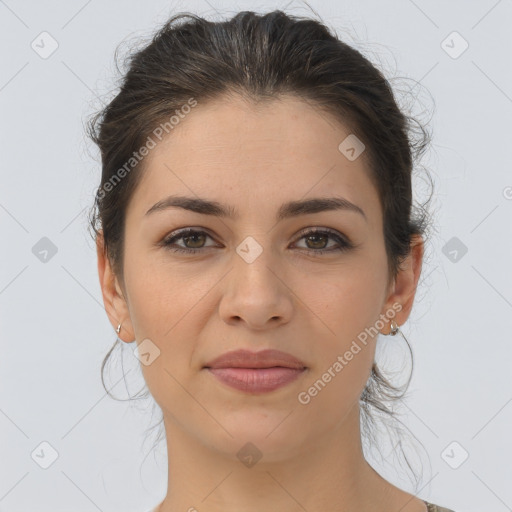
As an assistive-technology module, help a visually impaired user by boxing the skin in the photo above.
[97,93,425,512]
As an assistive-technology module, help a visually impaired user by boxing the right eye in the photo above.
[161,228,218,254]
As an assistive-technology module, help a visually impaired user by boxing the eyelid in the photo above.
[293,225,347,241]
[292,227,352,251]
[162,227,218,247]
[164,225,348,238]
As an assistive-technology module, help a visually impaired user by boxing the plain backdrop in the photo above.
[1,1,511,511]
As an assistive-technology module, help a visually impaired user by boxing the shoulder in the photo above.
[424,501,458,512]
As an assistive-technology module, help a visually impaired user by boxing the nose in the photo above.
[218,245,294,330]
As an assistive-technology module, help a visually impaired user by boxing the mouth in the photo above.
[204,348,306,370]
[203,348,307,394]
[205,366,307,393]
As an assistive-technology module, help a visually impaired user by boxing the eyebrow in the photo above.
[145,195,367,222]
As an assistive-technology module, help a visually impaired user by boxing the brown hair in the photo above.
[87,9,434,489]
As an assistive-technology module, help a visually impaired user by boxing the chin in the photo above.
[203,411,309,462]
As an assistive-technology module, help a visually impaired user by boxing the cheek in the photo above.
[301,260,386,386]
[123,249,198,338]
[295,290,379,423]
[310,263,386,341]
[123,258,202,409]
[124,265,171,339]
[123,254,216,379]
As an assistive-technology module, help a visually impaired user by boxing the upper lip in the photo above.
[204,349,306,369]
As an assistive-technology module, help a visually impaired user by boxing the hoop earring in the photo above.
[389,320,399,336]
[116,323,122,335]
[383,319,411,346]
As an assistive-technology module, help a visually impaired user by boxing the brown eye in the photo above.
[161,227,353,256]
[180,232,207,248]
[304,232,329,250]
[293,228,353,255]
[162,229,216,254]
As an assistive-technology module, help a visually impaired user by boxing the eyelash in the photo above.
[161,227,353,256]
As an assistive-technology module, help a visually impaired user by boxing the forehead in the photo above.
[127,93,381,226]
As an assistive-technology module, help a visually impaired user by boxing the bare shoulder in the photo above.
[424,502,457,512]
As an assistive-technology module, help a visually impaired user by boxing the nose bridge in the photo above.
[219,233,293,328]
[233,233,279,296]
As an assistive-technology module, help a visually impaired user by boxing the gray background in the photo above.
[1,1,511,511]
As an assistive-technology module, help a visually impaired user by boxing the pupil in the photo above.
[185,234,204,248]
[307,234,326,249]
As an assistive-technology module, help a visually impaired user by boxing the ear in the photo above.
[96,230,135,343]
[380,234,424,335]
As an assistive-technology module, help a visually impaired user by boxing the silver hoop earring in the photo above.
[389,320,399,336]
[382,319,410,345]
[116,323,122,335]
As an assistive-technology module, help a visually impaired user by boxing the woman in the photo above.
[90,9,456,512]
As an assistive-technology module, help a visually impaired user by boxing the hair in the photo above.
[87,8,434,491]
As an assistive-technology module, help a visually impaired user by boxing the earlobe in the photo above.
[96,231,135,343]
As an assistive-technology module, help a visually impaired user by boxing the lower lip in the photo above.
[206,367,306,393]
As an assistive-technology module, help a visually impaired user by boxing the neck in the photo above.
[156,402,402,512]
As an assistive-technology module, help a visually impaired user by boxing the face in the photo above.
[98,93,421,462]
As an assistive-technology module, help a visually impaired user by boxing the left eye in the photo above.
[161,227,353,255]
[293,228,352,253]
